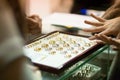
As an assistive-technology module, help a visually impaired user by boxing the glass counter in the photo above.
[41,45,110,80]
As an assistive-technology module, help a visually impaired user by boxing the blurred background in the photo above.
[26,0,113,18]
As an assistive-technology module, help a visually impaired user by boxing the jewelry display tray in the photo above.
[24,31,103,74]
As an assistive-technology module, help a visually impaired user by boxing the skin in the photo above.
[26,15,42,35]
[102,0,120,19]
[95,34,120,50]
[14,0,41,72]
[83,14,120,40]
[7,0,42,40]
[82,0,120,50]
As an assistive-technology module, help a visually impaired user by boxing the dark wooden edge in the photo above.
[25,31,104,74]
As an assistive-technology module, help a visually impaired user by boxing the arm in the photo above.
[95,34,120,50]
[0,1,41,80]
[102,0,120,19]
[26,15,42,41]
[83,14,120,39]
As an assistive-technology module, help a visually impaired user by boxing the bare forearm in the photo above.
[102,0,120,19]
[102,7,120,19]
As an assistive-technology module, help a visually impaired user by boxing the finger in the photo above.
[98,34,120,50]
[100,35,120,47]
[111,45,119,50]
[89,34,106,40]
[111,44,120,50]
[27,64,39,72]
[29,15,41,21]
[27,16,41,22]
[28,15,39,19]
[27,17,37,22]
[117,32,120,39]
[95,40,105,44]
[109,38,120,46]
[99,29,112,36]
[89,36,96,40]
[94,34,116,46]
[84,20,104,26]
[100,35,114,43]
[95,34,110,43]
[83,26,104,32]
[90,13,106,22]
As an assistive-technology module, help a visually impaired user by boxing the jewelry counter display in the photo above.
[24,31,104,75]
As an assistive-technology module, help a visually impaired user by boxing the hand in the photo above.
[95,34,120,50]
[83,14,120,39]
[102,0,120,19]
[27,64,42,80]
[26,15,42,35]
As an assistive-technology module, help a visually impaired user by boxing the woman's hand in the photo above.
[95,34,120,50]
[83,14,120,39]
[26,15,42,35]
